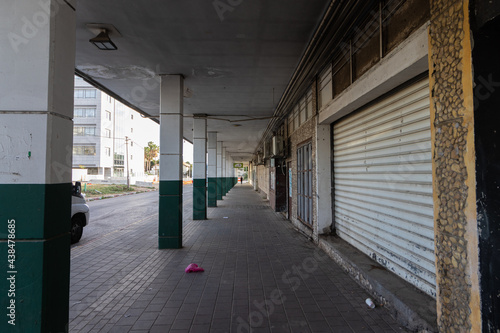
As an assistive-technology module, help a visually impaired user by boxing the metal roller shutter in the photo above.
[333,78,436,297]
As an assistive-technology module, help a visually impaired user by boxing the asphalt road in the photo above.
[72,185,193,247]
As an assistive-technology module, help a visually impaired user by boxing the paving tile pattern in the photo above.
[70,185,407,332]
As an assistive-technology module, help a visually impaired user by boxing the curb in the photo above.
[86,189,157,202]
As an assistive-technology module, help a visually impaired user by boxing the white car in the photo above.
[71,182,90,244]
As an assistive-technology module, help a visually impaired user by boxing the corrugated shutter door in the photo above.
[333,78,436,297]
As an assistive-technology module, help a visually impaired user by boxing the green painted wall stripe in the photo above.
[0,234,70,332]
[159,180,182,196]
[158,237,182,249]
[0,183,71,240]
[216,178,223,200]
[207,178,217,207]
[193,178,206,188]
[159,180,182,249]
[207,178,215,204]
[193,185,207,220]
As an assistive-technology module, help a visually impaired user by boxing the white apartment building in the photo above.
[72,76,158,181]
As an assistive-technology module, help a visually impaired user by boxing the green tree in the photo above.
[144,141,159,172]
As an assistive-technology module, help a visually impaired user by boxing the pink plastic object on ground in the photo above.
[185,263,204,273]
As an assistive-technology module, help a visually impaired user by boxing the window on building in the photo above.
[131,128,134,133]
[87,168,99,175]
[74,107,96,118]
[105,111,111,121]
[74,89,97,99]
[105,147,111,156]
[73,145,96,155]
[297,141,313,226]
[130,141,133,147]
[131,114,134,120]
[114,153,124,166]
[73,126,96,136]
[130,155,133,160]
[105,129,111,138]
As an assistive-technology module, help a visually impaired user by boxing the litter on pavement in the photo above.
[185,263,204,273]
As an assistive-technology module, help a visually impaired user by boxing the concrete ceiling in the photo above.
[75,0,330,162]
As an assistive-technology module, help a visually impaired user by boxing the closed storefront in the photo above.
[333,78,436,297]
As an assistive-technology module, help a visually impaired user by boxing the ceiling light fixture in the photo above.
[89,29,117,50]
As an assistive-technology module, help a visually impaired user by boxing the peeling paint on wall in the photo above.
[77,64,157,80]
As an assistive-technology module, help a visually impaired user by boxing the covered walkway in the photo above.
[69,185,404,333]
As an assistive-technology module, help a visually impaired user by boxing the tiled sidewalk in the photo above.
[69,185,407,333]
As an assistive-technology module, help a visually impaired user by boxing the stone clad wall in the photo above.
[428,0,481,331]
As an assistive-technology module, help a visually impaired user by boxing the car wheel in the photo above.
[71,215,84,244]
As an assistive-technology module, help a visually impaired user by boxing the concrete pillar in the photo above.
[193,117,207,219]
[228,155,232,190]
[222,147,227,196]
[314,123,333,242]
[227,156,234,188]
[428,0,480,330]
[159,75,183,249]
[254,163,259,191]
[0,1,76,331]
[207,132,217,207]
[216,141,223,200]
[231,157,235,187]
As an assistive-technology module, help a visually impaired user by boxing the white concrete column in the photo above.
[0,1,76,331]
[222,147,227,195]
[216,141,223,200]
[193,117,207,219]
[314,123,333,242]
[230,156,234,187]
[254,163,259,191]
[159,75,183,249]
[228,156,232,189]
[207,132,217,207]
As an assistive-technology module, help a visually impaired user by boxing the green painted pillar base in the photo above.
[207,178,217,207]
[223,177,228,196]
[193,179,207,220]
[0,183,71,332]
[216,178,223,200]
[159,181,183,249]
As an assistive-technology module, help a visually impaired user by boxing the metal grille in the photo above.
[333,78,436,297]
[297,141,313,225]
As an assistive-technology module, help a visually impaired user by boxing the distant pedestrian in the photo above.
[240,177,243,184]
